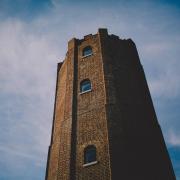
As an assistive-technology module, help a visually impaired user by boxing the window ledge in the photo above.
[83,161,98,167]
[79,89,92,95]
[82,53,93,58]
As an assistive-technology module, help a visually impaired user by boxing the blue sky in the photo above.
[0,0,180,179]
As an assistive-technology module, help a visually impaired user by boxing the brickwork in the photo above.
[46,29,175,180]
[99,32,175,179]
[75,34,111,180]
[46,54,75,180]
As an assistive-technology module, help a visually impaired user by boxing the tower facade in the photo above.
[46,29,175,180]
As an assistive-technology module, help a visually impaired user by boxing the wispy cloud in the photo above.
[0,18,60,179]
[168,130,180,147]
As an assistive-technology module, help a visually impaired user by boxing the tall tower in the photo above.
[45,29,175,180]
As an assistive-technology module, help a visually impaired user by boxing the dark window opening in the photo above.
[80,79,91,93]
[84,145,96,164]
[82,46,93,57]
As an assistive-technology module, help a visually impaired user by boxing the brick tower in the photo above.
[45,29,175,180]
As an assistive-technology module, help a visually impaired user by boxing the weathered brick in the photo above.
[45,29,175,180]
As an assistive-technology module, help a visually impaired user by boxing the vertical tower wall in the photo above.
[99,30,175,179]
[46,29,175,180]
[46,42,77,180]
[46,32,112,180]
[75,33,111,179]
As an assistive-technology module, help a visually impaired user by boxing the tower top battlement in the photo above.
[68,28,125,50]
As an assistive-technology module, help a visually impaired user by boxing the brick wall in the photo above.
[46,29,175,180]
[75,33,111,180]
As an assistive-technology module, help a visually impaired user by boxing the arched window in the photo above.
[84,145,96,164]
[82,46,93,57]
[80,79,91,93]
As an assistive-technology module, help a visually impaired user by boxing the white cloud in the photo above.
[51,0,61,7]
[0,18,61,179]
[139,38,180,98]
[168,130,180,147]
[0,19,60,96]
[148,69,180,98]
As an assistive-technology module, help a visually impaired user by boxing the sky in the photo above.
[0,0,179,179]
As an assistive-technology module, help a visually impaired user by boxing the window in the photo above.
[80,79,91,93]
[82,46,93,57]
[84,145,97,164]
